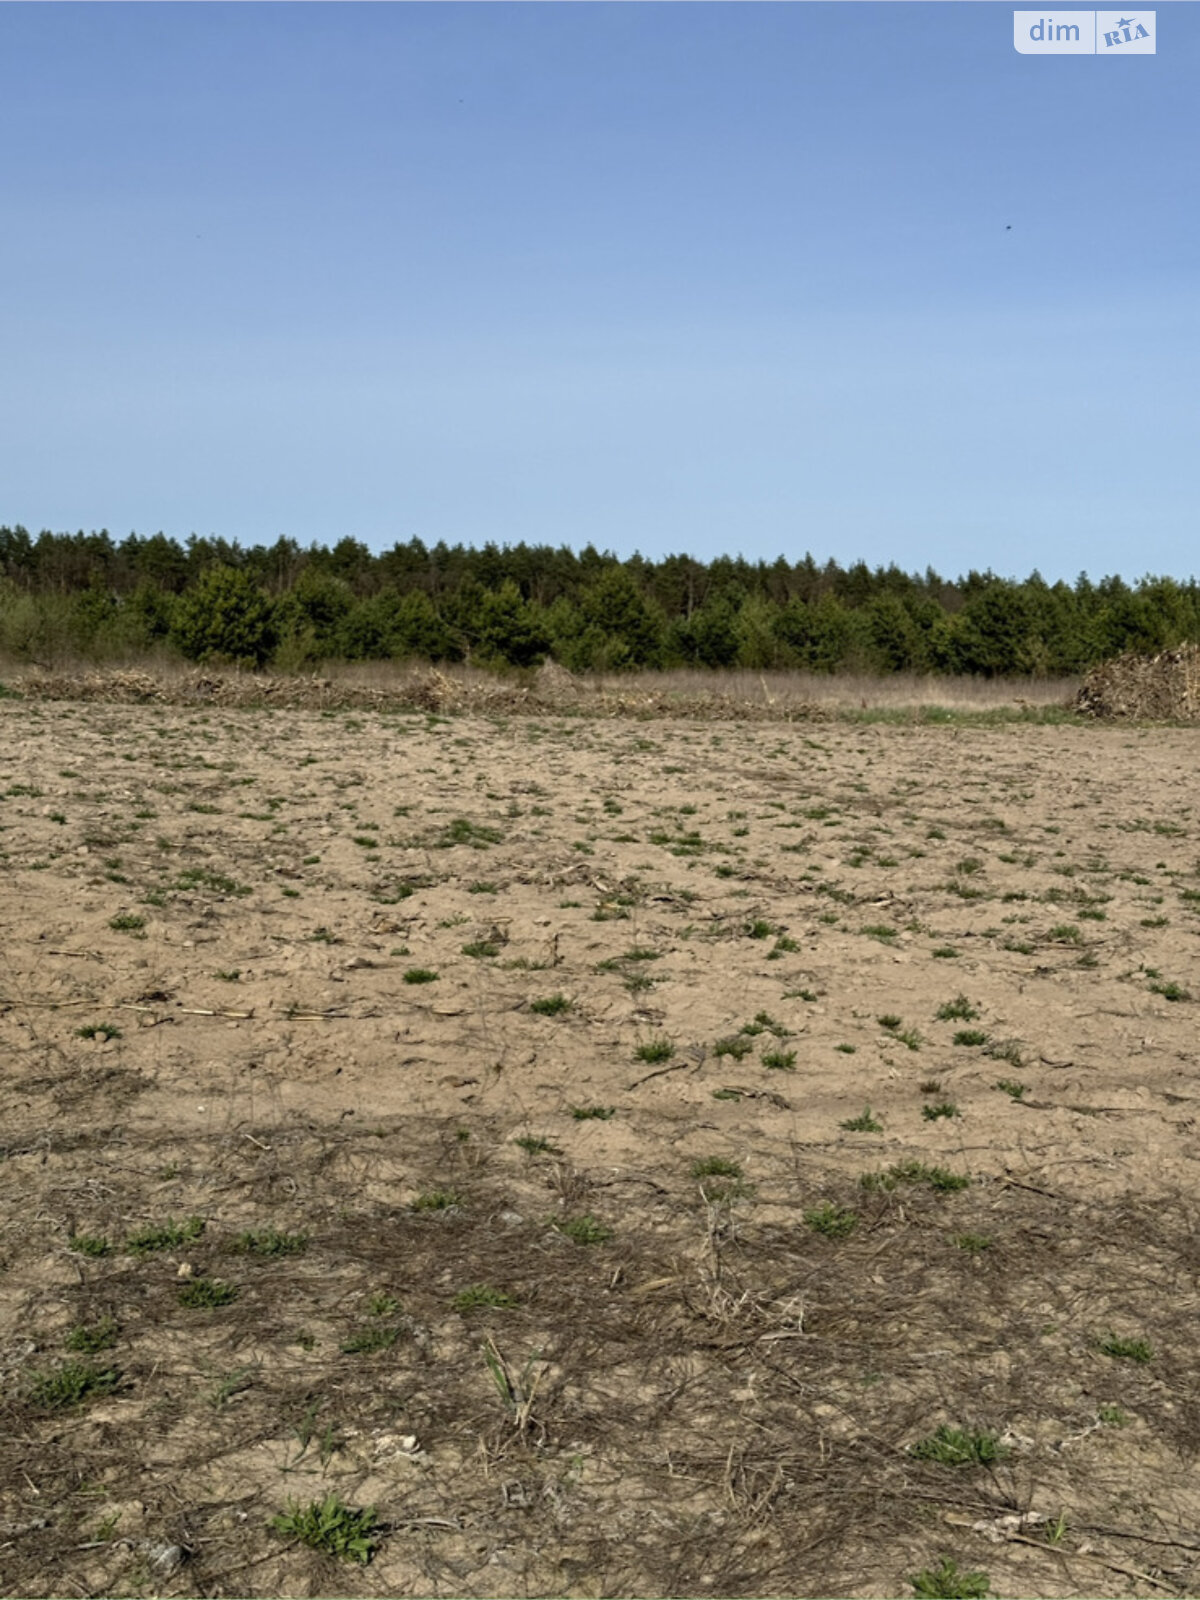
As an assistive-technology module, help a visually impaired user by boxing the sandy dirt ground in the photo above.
[1,696,1199,1598]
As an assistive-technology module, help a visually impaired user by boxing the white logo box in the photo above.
[1013,11,1155,53]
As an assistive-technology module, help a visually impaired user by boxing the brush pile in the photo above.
[1076,643,1200,721]
[11,661,826,722]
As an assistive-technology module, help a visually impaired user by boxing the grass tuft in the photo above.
[29,1361,119,1410]
[804,1202,858,1238]
[125,1216,205,1254]
[909,1557,991,1598]
[909,1424,1006,1466]
[270,1495,379,1565]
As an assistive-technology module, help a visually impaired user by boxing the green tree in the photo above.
[69,583,119,653]
[733,594,783,669]
[339,588,455,662]
[773,595,863,672]
[120,581,177,649]
[474,580,548,667]
[667,598,740,668]
[952,585,1033,676]
[170,565,277,668]
[862,596,923,672]
[274,571,355,663]
[577,569,664,668]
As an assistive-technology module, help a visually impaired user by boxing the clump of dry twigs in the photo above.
[1077,643,1200,721]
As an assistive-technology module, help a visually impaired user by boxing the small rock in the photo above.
[144,1542,187,1576]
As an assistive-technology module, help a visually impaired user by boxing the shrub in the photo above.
[170,565,277,667]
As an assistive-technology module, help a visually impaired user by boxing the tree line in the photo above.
[0,524,1196,676]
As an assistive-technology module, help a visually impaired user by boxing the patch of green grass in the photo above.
[1150,979,1189,1001]
[529,994,572,1016]
[840,1107,882,1132]
[410,1189,463,1211]
[635,1037,673,1063]
[935,995,979,1022]
[893,1027,923,1051]
[909,1557,991,1598]
[366,1292,399,1317]
[804,1202,858,1237]
[461,940,500,958]
[402,968,438,984]
[29,1361,119,1411]
[552,1213,612,1244]
[229,1228,309,1257]
[862,1161,970,1193]
[909,1424,1006,1466]
[468,881,498,893]
[178,1277,239,1309]
[983,1038,1024,1069]
[513,1134,561,1156]
[931,946,960,959]
[108,913,145,933]
[955,1234,993,1255]
[76,1022,122,1041]
[995,1079,1027,1100]
[1097,1334,1153,1363]
[1048,923,1083,943]
[862,924,897,942]
[749,1010,790,1037]
[953,1030,988,1047]
[713,1035,753,1060]
[214,968,241,982]
[877,1014,902,1031]
[270,1495,379,1565]
[371,881,416,905]
[835,1043,857,1055]
[340,1324,399,1354]
[174,866,250,897]
[65,1316,119,1354]
[1098,1404,1129,1426]
[436,818,503,849]
[125,1216,205,1255]
[762,1048,797,1071]
[923,1101,959,1122]
[769,934,801,957]
[68,1233,111,1257]
[691,1156,743,1180]
[452,1284,519,1312]
[571,1105,615,1121]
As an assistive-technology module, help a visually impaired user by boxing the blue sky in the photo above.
[2,2,1196,584]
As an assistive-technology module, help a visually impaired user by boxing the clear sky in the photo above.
[2,2,1196,585]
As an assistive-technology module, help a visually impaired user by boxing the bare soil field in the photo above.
[1,692,1199,1598]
